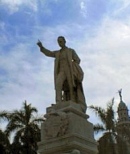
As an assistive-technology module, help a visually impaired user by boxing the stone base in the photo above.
[38,101,98,154]
[38,134,97,154]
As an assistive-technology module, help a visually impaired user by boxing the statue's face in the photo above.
[57,37,65,48]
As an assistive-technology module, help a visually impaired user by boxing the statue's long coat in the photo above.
[40,47,87,112]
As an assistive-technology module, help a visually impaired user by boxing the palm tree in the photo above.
[0,111,10,154]
[89,98,118,154]
[0,111,9,120]
[0,129,10,154]
[5,101,43,154]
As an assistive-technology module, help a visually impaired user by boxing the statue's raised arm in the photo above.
[37,39,43,48]
[37,39,55,57]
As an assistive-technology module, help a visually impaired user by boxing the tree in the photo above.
[5,101,43,154]
[0,129,10,154]
[0,111,10,154]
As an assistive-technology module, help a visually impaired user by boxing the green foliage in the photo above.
[0,100,43,153]
[0,129,10,154]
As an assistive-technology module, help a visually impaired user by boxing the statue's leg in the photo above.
[66,71,75,102]
[55,71,66,103]
[62,80,70,101]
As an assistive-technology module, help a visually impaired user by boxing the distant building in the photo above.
[117,89,130,153]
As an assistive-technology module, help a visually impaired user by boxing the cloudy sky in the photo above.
[0,0,130,126]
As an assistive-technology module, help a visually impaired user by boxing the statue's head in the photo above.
[57,36,66,48]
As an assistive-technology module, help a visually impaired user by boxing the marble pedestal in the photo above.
[38,101,98,154]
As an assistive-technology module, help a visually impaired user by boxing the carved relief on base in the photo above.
[44,110,69,138]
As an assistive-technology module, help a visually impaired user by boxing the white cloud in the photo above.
[112,0,130,17]
[76,17,130,109]
[80,0,87,18]
[0,42,54,114]
[1,0,38,14]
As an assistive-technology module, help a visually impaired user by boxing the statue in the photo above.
[118,89,122,101]
[37,36,86,112]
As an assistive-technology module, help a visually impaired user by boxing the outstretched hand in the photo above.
[37,40,43,48]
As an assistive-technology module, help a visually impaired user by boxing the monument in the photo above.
[37,36,98,154]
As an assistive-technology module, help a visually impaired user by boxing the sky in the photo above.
[0,0,130,129]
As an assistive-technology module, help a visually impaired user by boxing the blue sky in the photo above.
[0,0,130,133]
